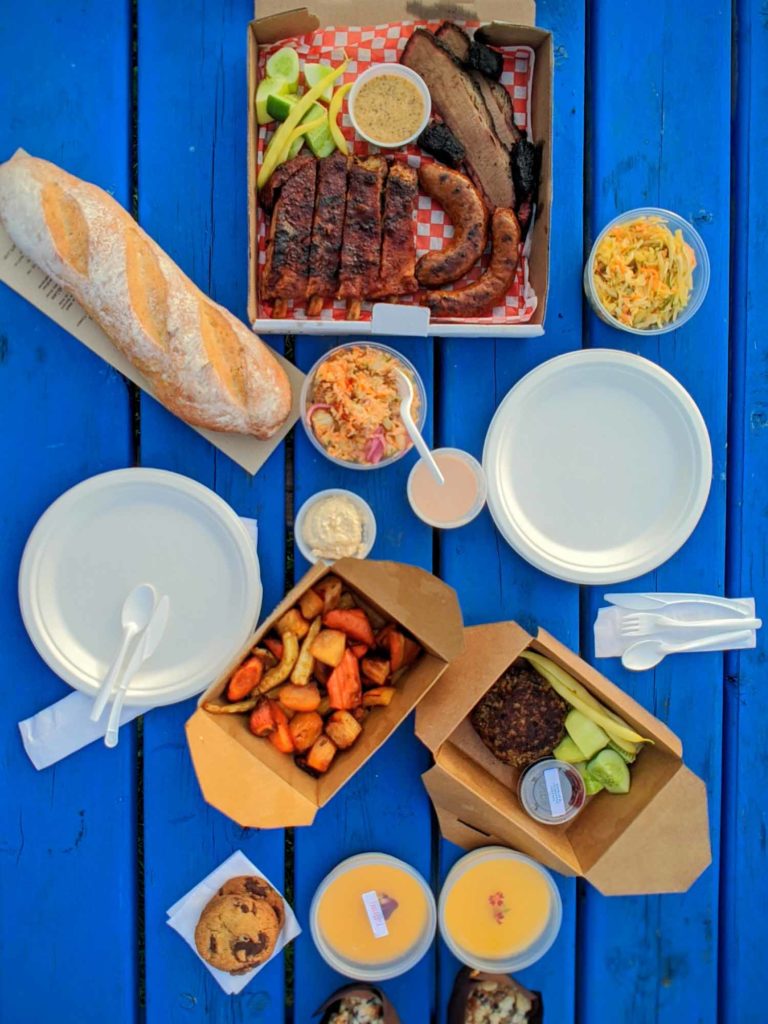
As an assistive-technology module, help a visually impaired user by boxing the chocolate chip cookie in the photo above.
[194,893,279,973]
[217,875,285,930]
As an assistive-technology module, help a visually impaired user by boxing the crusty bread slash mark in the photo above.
[198,300,247,406]
[41,182,89,276]
[125,228,170,352]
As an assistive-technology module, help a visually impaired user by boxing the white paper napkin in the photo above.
[594,595,757,659]
[18,518,259,770]
[166,850,301,995]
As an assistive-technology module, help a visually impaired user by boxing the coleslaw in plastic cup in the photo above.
[300,342,428,471]
[584,207,710,336]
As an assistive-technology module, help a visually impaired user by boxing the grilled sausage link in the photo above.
[415,162,488,287]
[424,207,521,318]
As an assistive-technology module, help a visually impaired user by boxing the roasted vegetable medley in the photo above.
[204,576,422,775]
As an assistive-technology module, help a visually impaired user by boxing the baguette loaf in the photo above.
[0,149,291,437]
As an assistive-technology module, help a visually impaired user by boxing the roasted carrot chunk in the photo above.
[268,703,295,754]
[323,608,375,647]
[402,636,421,667]
[375,623,394,648]
[227,657,264,701]
[276,608,310,639]
[288,711,324,753]
[325,710,363,750]
[388,630,406,672]
[350,644,369,659]
[305,734,337,773]
[310,628,347,668]
[248,697,276,737]
[314,661,331,687]
[361,656,390,687]
[299,588,324,620]
[264,636,284,661]
[362,687,396,707]
[278,682,321,713]
[327,649,363,710]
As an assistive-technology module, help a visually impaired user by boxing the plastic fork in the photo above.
[619,612,761,638]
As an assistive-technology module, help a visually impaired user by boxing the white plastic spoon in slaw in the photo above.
[394,368,445,485]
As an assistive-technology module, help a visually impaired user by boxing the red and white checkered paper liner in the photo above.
[256,21,537,325]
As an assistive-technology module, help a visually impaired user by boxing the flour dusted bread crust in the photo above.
[0,149,291,437]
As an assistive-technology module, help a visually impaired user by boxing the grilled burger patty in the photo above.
[470,660,567,768]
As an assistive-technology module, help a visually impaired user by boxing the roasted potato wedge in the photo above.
[279,682,321,713]
[315,576,342,613]
[251,645,278,669]
[299,588,324,620]
[203,697,258,714]
[291,616,322,686]
[276,608,310,640]
[305,734,337,773]
[325,710,363,750]
[310,628,347,668]
[363,687,396,707]
[289,711,324,753]
[361,657,390,687]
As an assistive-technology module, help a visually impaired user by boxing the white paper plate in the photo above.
[19,469,262,705]
[483,350,712,584]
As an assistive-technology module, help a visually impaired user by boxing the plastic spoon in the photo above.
[394,369,444,485]
[105,594,170,748]
[90,583,157,722]
[621,629,754,671]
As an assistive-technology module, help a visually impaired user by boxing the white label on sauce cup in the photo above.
[361,890,389,939]
[544,767,567,817]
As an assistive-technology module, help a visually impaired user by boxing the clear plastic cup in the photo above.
[584,207,710,336]
[310,852,437,981]
[438,847,562,973]
[294,488,377,564]
[300,342,428,471]
[407,447,487,529]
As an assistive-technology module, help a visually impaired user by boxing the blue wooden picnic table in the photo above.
[0,1,765,1021]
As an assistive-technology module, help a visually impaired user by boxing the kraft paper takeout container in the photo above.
[186,558,463,828]
[246,1,552,337]
[415,622,712,895]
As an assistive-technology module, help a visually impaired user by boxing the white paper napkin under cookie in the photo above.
[18,519,259,769]
[166,850,301,995]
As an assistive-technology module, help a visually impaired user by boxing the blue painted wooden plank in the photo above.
[580,2,731,1021]
[136,2,288,1020]
[720,2,768,1020]
[292,336,436,1024]
[436,0,585,1018]
[0,3,136,1023]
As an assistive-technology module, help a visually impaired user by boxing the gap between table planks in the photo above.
[0,3,137,1024]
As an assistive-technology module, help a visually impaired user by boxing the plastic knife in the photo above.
[604,593,751,615]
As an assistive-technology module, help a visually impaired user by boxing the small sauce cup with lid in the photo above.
[518,757,587,825]
[310,852,436,981]
[438,847,562,973]
[407,448,487,529]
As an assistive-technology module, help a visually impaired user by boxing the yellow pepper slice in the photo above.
[328,82,352,156]
[279,115,327,165]
[258,60,348,189]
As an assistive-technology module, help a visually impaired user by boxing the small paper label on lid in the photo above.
[361,890,389,939]
[544,767,567,817]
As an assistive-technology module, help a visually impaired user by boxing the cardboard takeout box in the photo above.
[247,1,552,337]
[415,622,712,895]
[186,558,463,828]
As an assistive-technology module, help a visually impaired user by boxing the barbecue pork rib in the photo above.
[338,156,387,317]
[306,151,349,314]
[261,154,317,315]
[369,162,419,298]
